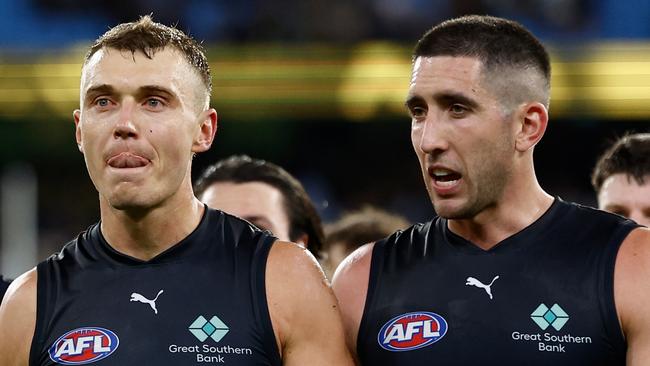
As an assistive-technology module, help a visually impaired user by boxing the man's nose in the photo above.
[113,99,138,139]
[418,115,449,154]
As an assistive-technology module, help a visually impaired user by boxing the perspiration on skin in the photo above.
[332,15,650,366]
[0,16,354,366]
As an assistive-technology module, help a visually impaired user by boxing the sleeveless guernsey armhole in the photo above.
[356,240,386,357]
[599,221,639,353]
[251,235,283,365]
[29,260,54,366]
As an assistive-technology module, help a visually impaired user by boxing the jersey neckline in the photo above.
[440,196,564,254]
[91,205,213,265]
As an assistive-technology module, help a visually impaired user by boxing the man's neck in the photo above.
[99,195,205,261]
[447,183,554,251]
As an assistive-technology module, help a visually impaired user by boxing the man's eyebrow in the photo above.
[137,85,176,98]
[604,204,626,211]
[433,91,480,109]
[83,84,178,103]
[85,84,114,98]
[243,215,275,231]
[404,92,480,110]
[244,215,273,227]
[404,95,425,108]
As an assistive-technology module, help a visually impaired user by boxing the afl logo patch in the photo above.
[378,311,448,351]
[48,327,119,365]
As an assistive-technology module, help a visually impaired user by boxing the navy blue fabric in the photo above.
[0,276,10,303]
[358,198,637,366]
[31,207,281,365]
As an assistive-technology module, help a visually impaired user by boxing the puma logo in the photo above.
[465,276,499,300]
[130,290,164,314]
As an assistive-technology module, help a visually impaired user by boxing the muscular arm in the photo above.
[331,243,374,363]
[266,241,354,366]
[614,227,650,365]
[0,268,37,366]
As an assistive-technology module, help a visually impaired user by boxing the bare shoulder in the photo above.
[331,242,375,358]
[614,227,650,365]
[266,240,353,365]
[0,268,38,366]
[267,240,327,285]
[332,241,375,288]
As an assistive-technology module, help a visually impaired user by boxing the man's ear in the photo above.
[514,102,548,152]
[192,108,218,153]
[73,109,83,153]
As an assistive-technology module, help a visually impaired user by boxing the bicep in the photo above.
[0,269,37,366]
[266,242,354,366]
[331,243,373,360]
[614,228,650,366]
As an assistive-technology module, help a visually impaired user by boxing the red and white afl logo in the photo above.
[378,311,448,351]
[48,327,119,365]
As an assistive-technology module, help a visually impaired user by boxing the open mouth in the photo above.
[428,167,462,187]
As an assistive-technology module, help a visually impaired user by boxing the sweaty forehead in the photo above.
[408,56,493,99]
[411,56,484,87]
[81,47,204,98]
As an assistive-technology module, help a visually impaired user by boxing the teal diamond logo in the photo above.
[189,315,229,342]
[531,303,569,331]
[202,322,217,336]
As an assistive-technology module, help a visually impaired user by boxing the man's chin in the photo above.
[432,199,476,220]
[105,194,156,213]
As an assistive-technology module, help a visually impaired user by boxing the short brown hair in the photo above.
[325,206,410,252]
[194,155,325,258]
[591,133,650,192]
[85,15,211,94]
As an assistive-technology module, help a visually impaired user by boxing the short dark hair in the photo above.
[194,155,325,258]
[591,133,650,192]
[85,15,211,94]
[413,15,550,106]
[325,206,410,253]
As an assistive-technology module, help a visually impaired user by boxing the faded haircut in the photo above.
[85,15,211,95]
[413,15,551,108]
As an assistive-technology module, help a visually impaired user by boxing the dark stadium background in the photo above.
[0,0,649,277]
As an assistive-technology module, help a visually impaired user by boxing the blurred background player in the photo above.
[592,133,650,226]
[322,206,409,278]
[194,154,325,259]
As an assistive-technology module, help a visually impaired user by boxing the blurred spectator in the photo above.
[322,205,409,278]
[592,133,650,226]
[194,155,325,258]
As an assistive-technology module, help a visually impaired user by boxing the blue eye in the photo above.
[96,98,109,107]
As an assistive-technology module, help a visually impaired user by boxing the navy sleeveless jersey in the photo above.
[358,198,638,365]
[0,276,10,302]
[30,207,282,366]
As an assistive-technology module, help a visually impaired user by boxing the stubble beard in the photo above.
[431,156,511,220]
